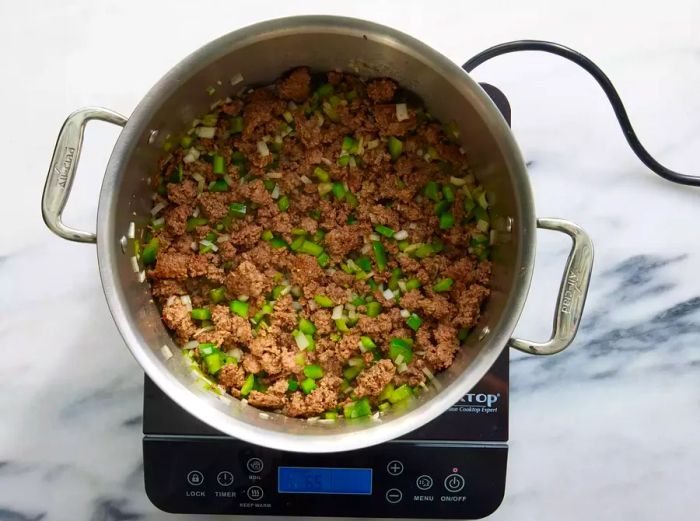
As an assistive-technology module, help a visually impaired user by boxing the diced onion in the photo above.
[152,217,165,228]
[190,241,198,251]
[348,156,356,168]
[259,412,270,420]
[421,367,435,380]
[192,207,200,218]
[257,140,270,157]
[191,172,205,193]
[300,175,312,185]
[450,176,467,186]
[230,72,244,86]
[127,222,135,239]
[308,300,318,311]
[265,171,283,179]
[320,157,332,166]
[415,350,426,356]
[393,230,408,240]
[216,234,230,243]
[369,233,380,241]
[361,244,371,255]
[382,288,394,300]
[400,309,410,318]
[348,358,364,367]
[238,295,250,302]
[180,295,192,311]
[331,305,344,320]
[394,354,405,365]
[151,202,167,216]
[270,184,280,199]
[397,363,408,373]
[138,270,146,283]
[228,347,243,361]
[306,416,319,423]
[294,331,310,350]
[366,139,380,150]
[193,325,214,337]
[119,235,127,252]
[166,296,177,307]
[419,382,429,391]
[395,103,409,122]
[130,256,140,273]
[316,113,324,127]
[195,126,216,139]
[223,174,234,187]
[183,147,200,163]
[348,308,357,320]
[358,340,368,353]
[397,281,407,293]
[200,239,219,252]
[160,345,173,360]
[291,301,303,311]
[184,340,199,350]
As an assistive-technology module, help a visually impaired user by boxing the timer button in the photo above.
[386,460,404,476]
[216,471,234,487]
[386,488,403,503]
[444,473,465,493]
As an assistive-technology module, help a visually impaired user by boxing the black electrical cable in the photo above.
[463,40,700,186]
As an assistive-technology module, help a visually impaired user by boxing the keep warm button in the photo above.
[443,474,465,493]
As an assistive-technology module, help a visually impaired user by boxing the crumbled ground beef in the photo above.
[145,67,493,419]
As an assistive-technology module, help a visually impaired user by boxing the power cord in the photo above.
[463,40,700,186]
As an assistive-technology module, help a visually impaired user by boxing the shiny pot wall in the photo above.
[42,16,593,453]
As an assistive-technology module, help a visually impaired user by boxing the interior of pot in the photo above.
[97,16,535,452]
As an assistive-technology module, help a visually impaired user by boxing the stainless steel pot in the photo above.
[41,16,593,453]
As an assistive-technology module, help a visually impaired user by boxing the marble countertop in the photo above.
[1,0,698,519]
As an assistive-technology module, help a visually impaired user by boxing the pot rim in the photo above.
[96,15,536,452]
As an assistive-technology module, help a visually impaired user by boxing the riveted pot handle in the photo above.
[509,218,594,355]
[42,107,127,243]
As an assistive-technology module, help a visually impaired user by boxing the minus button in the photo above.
[386,488,403,503]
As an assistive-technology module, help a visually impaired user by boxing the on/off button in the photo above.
[444,473,465,493]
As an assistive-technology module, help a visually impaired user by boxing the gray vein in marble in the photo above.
[0,508,46,521]
[511,253,700,390]
[89,498,142,521]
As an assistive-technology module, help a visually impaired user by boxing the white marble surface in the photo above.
[1,0,699,519]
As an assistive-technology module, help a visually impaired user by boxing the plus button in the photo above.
[386,460,404,476]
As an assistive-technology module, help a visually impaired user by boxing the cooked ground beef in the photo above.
[143,67,493,419]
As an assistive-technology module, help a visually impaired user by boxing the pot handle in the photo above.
[42,107,127,243]
[508,218,594,355]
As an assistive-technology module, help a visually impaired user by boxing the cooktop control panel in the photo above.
[144,438,506,518]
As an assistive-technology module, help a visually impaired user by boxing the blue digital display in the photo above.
[278,467,373,495]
